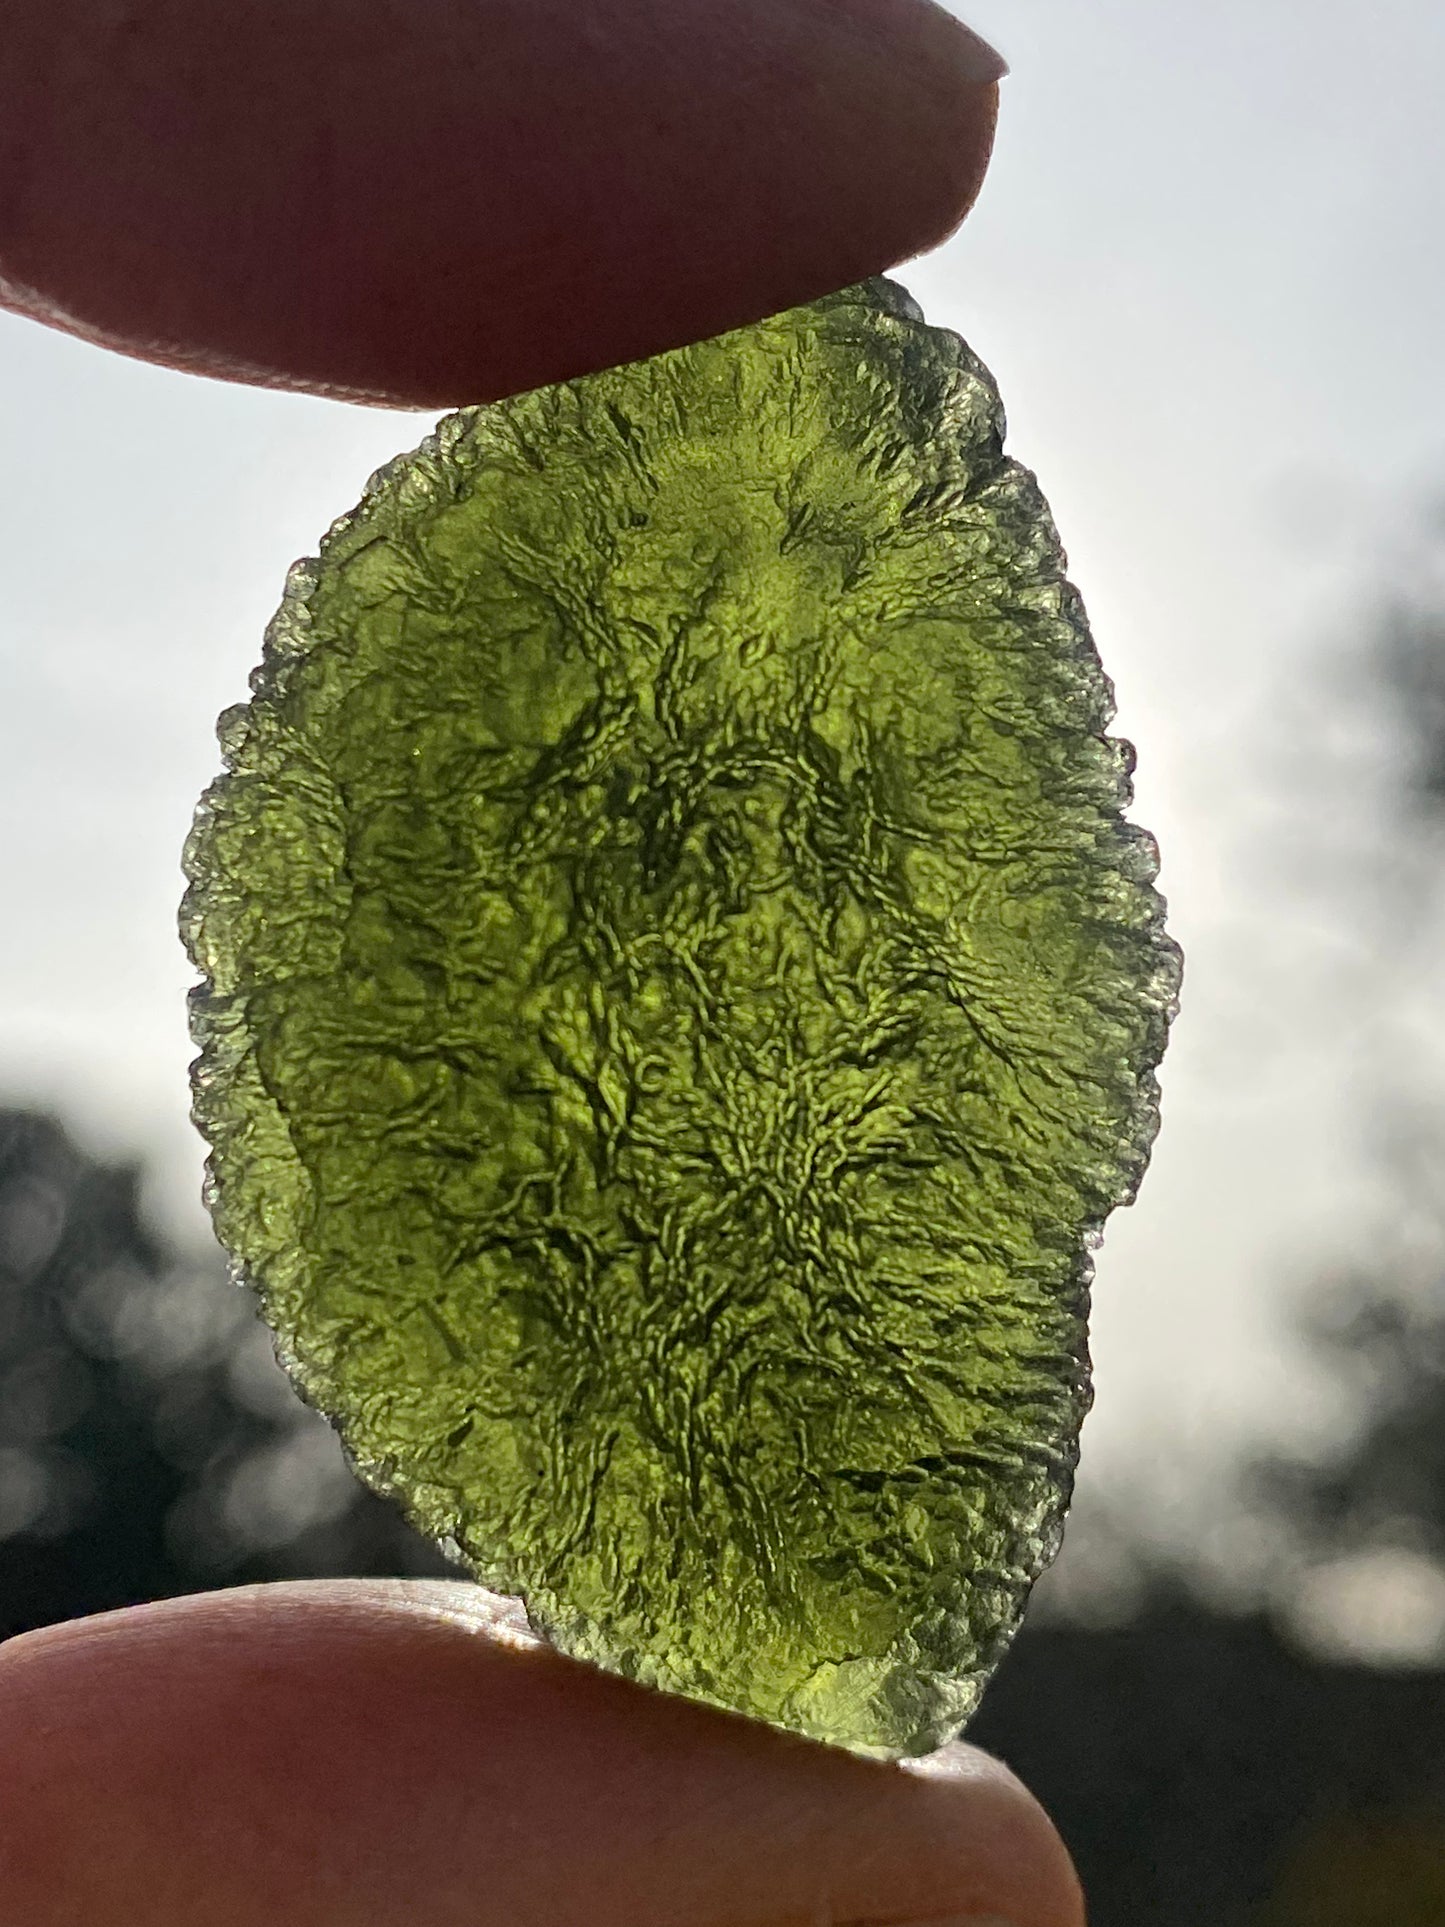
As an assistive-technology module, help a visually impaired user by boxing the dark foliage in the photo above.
[1253,1280,1445,1565]
[974,1593,1445,1927]
[0,1109,452,1638]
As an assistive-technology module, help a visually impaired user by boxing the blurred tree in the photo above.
[1254,1260,1445,1575]
[0,1109,453,1637]
[1248,533,1445,1584]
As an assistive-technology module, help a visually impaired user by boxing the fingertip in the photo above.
[897,1743,1088,1927]
[0,0,1004,405]
[0,1582,1081,1927]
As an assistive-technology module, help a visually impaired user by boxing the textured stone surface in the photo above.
[182,278,1179,1756]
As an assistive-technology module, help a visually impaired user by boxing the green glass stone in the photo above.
[181,277,1179,1757]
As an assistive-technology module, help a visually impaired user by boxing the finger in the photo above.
[0,1580,1083,1927]
[0,0,1004,408]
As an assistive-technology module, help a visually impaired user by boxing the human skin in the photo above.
[0,2,1085,1921]
[0,0,1004,407]
[0,1585,1083,1927]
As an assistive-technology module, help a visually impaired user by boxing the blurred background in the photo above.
[3,1,1444,1918]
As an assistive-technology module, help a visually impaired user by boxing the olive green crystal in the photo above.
[182,277,1178,1757]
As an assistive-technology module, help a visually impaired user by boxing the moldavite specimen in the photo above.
[182,277,1179,1757]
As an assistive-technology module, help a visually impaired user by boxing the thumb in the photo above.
[0,1580,1083,1927]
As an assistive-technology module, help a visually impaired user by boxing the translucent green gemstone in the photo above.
[181,278,1179,1756]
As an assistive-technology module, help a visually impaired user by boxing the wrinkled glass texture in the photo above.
[182,278,1180,1756]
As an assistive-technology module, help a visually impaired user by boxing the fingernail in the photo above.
[948,19,1010,87]
[818,0,1007,91]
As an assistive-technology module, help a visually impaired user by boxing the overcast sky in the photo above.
[2,0,1443,1519]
